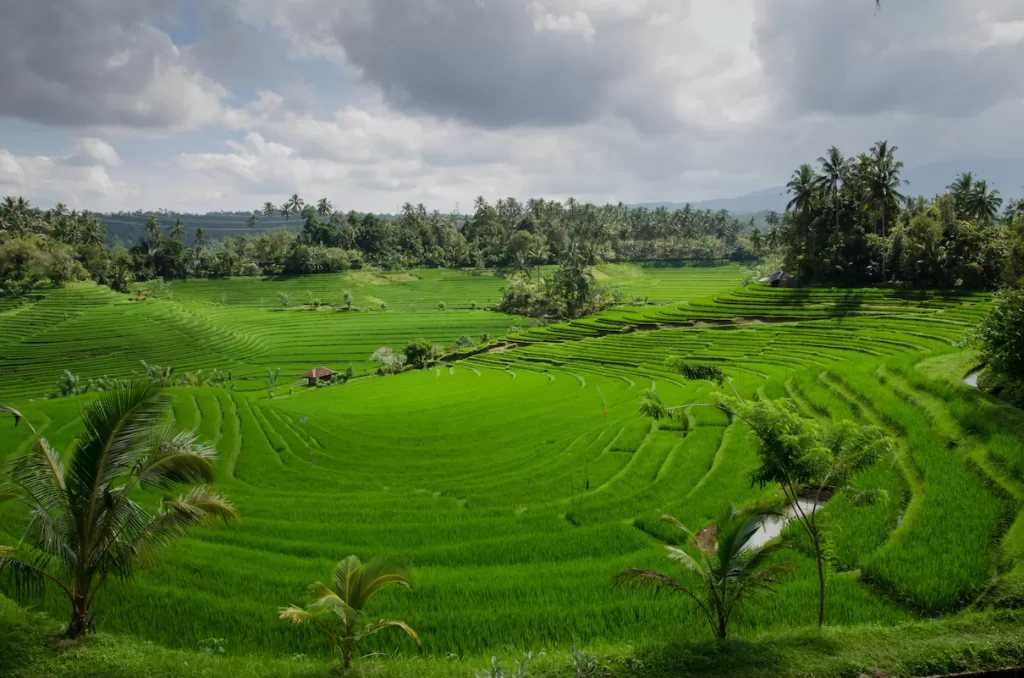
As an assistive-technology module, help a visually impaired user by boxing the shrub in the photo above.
[456,334,475,348]
[438,301,447,311]
[371,347,406,375]
[405,338,443,368]
[976,288,1024,380]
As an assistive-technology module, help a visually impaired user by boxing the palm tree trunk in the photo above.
[344,629,353,668]
[67,594,91,639]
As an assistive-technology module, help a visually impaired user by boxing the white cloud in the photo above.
[0,143,126,206]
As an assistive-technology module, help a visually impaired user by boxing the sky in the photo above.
[0,0,1022,214]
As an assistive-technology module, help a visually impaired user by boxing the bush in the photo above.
[456,334,475,348]
[371,347,406,375]
[405,338,443,368]
[977,288,1024,380]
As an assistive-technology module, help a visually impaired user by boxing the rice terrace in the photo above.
[4,3,1024,678]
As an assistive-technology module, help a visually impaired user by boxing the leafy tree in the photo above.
[279,555,420,669]
[343,289,353,309]
[976,288,1024,380]
[723,396,890,627]
[278,291,291,307]
[404,338,440,368]
[0,385,238,637]
[616,504,791,640]
[456,334,475,348]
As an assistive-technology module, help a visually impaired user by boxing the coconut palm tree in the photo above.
[947,172,975,218]
[316,198,333,217]
[0,386,238,638]
[616,504,791,640]
[286,193,305,216]
[786,164,817,218]
[168,218,186,242]
[969,180,1003,224]
[263,202,277,217]
[280,203,293,220]
[815,146,849,233]
[247,214,259,229]
[279,555,420,669]
[194,228,207,248]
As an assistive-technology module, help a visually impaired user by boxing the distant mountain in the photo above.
[638,157,1024,216]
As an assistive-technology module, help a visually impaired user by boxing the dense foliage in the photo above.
[767,142,1024,289]
[1,196,756,298]
[977,288,1024,381]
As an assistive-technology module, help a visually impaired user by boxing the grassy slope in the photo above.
[6,597,1024,678]
[4,266,1024,675]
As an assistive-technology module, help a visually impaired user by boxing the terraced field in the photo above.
[2,265,1023,664]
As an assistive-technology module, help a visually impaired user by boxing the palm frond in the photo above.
[134,426,217,491]
[67,382,167,512]
[357,619,420,646]
[279,604,315,625]
[333,555,362,605]
[354,555,416,609]
[0,549,59,601]
[6,437,69,515]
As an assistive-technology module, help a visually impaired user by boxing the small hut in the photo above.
[758,271,796,288]
[302,366,337,386]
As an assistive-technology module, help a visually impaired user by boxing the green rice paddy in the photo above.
[2,261,1023,663]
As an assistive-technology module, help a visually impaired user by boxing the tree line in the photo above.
[762,141,1024,289]
[1,193,757,298]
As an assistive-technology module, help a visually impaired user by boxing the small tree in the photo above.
[404,338,437,369]
[456,334,475,349]
[0,386,238,638]
[343,290,353,309]
[976,288,1024,380]
[438,301,446,311]
[279,555,420,669]
[278,291,291,307]
[345,365,355,382]
[371,347,405,375]
[724,396,891,627]
[616,505,791,640]
[480,333,491,344]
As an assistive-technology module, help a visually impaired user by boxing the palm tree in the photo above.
[263,202,277,217]
[280,203,293,220]
[168,218,186,241]
[247,214,259,229]
[0,386,238,638]
[969,180,1003,224]
[279,555,420,669]
[316,198,333,217]
[947,172,975,218]
[815,146,849,233]
[866,141,905,278]
[286,194,304,216]
[616,505,791,640]
[786,164,817,217]
[194,228,207,248]
[638,389,671,420]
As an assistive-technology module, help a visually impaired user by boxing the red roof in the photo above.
[302,367,337,378]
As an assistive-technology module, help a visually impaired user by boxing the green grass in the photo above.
[3,266,1024,673]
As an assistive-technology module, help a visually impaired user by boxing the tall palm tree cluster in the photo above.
[774,141,1018,289]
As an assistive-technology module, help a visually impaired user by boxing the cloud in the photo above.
[0,0,228,131]
[0,140,127,205]
[754,0,1024,119]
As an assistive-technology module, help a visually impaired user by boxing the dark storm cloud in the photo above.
[0,0,221,129]
[330,0,638,129]
[754,0,1024,118]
